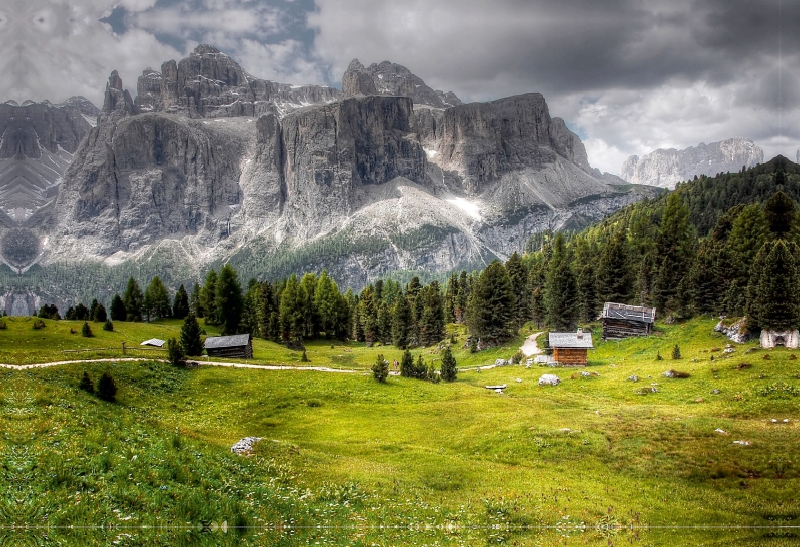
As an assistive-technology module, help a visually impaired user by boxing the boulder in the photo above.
[538,374,560,386]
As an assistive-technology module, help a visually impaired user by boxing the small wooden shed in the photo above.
[601,302,656,339]
[204,334,253,359]
[549,330,593,366]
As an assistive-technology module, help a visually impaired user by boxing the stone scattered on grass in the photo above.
[538,374,560,386]
[711,389,721,395]
[626,374,639,383]
[714,428,727,435]
[733,440,750,446]
[663,369,690,378]
[231,437,263,454]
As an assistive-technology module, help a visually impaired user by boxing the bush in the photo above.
[103,320,114,332]
[32,319,46,330]
[78,371,94,394]
[510,350,525,364]
[81,322,93,337]
[400,349,414,377]
[372,354,389,383]
[167,337,187,367]
[0,319,6,330]
[671,344,681,360]
[469,337,478,353]
[300,350,309,362]
[656,351,663,360]
[97,372,117,402]
[414,354,428,379]
[427,363,441,384]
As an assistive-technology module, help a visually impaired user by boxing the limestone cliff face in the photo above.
[47,72,253,260]
[342,58,461,108]
[134,44,339,118]
[620,137,763,189]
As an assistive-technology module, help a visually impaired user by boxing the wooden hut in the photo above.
[204,334,253,359]
[601,302,656,339]
[549,329,593,366]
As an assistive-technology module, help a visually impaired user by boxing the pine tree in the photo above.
[671,344,681,360]
[190,282,203,318]
[172,284,190,319]
[215,264,244,335]
[180,313,204,357]
[444,272,459,323]
[97,372,118,402]
[93,303,108,323]
[596,228,632,304]
[764,190,797,239]
[576,263,599,323]
[414,354,427,379]
[122,277,143,322]
[440,346,458,382]
[358,285,378,346]
[144,275,171,321]
[81,322,93,337]
[392,292,413,349]
[201,270,219,325]
[466,261,515,345]
[167,338,187,367]
[79,371,94,393]
[455,271,469,323]
[299,273,319,339]
[279,274,304,348]
[110,294,126,322]
[544,233,579,330]
[505,252,529,326]
[89,299,100,321]
[376,301,393,344]
[527,257,547,328]
[749,240,800,332]
[372,354,389,383]
[314,270,339,338]
[653,192,695,313]
[400,348,414,377]
[419,282,445,347]
[103,320,114,331]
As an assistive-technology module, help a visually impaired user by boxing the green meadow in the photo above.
[1,316,798,545]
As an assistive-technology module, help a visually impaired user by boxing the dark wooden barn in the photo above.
[601,302,656,339]
[549,330,594,366]
[204,334,253,359]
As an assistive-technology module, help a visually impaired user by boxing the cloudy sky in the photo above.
[0,0,796,174]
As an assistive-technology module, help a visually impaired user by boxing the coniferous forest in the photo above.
[27,156,800,349]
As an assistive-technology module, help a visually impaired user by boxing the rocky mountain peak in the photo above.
[341,59,461,108]
[620,137,764,189]
[102,70,136,117]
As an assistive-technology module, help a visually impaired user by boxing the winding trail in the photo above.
[520,332,544,357]
[0,357,359,373]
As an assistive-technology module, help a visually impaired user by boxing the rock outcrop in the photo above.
[134,44,339,118]
[342,59,461,108]
[620,138,763,189]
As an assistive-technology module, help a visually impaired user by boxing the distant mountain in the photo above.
[342,59,462,108]
[1,44,659,312]
[620,137,763,189]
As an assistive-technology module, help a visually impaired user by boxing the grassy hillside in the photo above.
[2,317,798,545]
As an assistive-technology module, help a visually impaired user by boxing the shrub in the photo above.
[400,349,414,377]
[103,320,114,332]
[97,372,118,402]
[372,354,388,383]
[469,337,478,353]
[32,319,46,330]
[81,322,93,337]
[78,371,94,394]
[414,354,428,379]
[427,363,441,384]
[167,338,187,367]
[300,350,309,362]
[510,350,525,364]
[0,319,6,330]
[671,344,681,360]
[656,351,663,361]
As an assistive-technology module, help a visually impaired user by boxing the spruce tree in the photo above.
[440,346,458,382]
[392,292,413,349]
[201,270,219,325]
[419,282,445,347]
[414,354,427,379]
[215,264,244,335]
[372,354,389,383]
[180,313,204,356]
[358,285,378,346]
[79,371,94,394]
[749,240,800,332]
[279,274,304,348]
[596,228,632,304]
[97,372,118,402]
[122,277,143,322]
[444,272,459,323]
[110,294,126,322]
[299,273,319,339]
[653,192,694,312]
[576,263,599,323]
[173,284,190,319]
[89,299,100,321]
[167,338,187,367]
[144,275,171,321]
[190,282,203,318]
[93,303,108,323]
[764,191,797,239]
[505,252,529,326]
[466,261,515,345]
[257,281,277,340]
[544,233,579,331]
[314,270,339,338]
[400,348,414,377]
[455,271,469,323]
[81,322,93,337]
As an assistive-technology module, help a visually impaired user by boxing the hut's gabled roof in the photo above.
[140,338,166,347]
[601,302,656,324]
[204,334,251,349]
[549,331,594,349]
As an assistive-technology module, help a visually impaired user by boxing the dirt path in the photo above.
[520,332,544,357]
[0,358,359,373]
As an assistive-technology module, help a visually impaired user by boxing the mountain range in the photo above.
[1,45,665,312]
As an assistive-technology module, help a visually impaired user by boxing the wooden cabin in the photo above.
[601,302,656,339]
[549,330,593,366]
[204,334,253,359]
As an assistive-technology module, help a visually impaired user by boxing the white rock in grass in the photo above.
[732,440,750,446]
[538,374,560,386]
[714,428,727,435]
[231,437,263,454]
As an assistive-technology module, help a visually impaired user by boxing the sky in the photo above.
[0,0,797,175]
